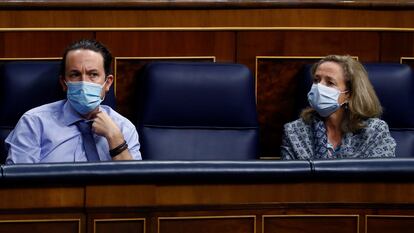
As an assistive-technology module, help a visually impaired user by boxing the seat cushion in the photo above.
[139,62,259,160]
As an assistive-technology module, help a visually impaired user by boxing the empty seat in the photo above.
[364,63,414,157]
[139,62,259,160]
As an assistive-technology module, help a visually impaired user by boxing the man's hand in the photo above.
[91,111,132,160]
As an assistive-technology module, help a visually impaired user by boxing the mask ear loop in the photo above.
[100,77,109,101]
[339,90,350,108]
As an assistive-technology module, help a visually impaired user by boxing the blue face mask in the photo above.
[307,83,348,117]
[66,81,106,115]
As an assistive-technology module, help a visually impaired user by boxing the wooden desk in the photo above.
[0,160,413,233]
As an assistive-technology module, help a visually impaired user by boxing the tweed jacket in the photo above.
[281,117,396,160]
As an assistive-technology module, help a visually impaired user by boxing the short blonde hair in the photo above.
[301,55,383,133]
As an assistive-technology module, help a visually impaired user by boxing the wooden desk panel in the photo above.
[0,186,84,209]
[85,182,414,208]
[0,181,413,233]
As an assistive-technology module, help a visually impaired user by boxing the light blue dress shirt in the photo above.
[5,100,141,164]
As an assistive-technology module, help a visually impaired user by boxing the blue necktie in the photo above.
[76,121,100,162]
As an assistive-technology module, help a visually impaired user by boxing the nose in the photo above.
[318,80,327,86]
[80,73,89,82]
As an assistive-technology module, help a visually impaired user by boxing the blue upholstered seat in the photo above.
[364,64,414,157]
[0,60,116,163]
[139,62,259,160]
[296,62,414,157]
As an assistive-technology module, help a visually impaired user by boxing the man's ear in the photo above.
[59,76,67,92]
[104,75,114,92]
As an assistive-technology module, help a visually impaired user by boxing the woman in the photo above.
[281,55,396,160]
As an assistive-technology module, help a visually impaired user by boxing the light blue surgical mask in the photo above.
[307,83,348,117]
[66,81,106,115]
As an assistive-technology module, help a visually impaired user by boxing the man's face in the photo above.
[64,49,106,84]
[61,49,113,97]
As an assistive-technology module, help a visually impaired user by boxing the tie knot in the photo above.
[76,120,92,134]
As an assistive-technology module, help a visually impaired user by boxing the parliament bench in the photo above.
[0,159,414,233]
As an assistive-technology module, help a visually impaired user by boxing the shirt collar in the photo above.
[62,100,84,126]
[62,100,104,126]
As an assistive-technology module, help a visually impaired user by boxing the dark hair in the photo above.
[60,39,112,76]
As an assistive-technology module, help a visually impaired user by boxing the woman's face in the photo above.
[313,61,349,104]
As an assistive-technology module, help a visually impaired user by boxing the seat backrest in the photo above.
[295,63,414,157]
[139,62,259,160]
[364,63,414,157]
[0,60,116,163]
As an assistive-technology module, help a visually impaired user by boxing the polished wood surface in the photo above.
[1,9,414,29]
[263,215,358,233]
[94,218,145,233]
[366,216,414,233]
[0,181,414,233]
[0,219,81,233]
[159,216,255,233]
[0,187,84,209]
[0,32,93,58]
[86,182,414,207]
[1,0,414,9]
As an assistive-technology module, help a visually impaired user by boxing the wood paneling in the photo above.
[1,182,414,233]
[94,218,145,233]
[0,32,94,58]
[1,9,414,28]
[255,57,321,157]
[158,216,255,233]
[0,187,84,209]
[85,182,414,208]
[97,31,235,61]
[0,218,81,233]
[2,1,414,9]
[263,215,358,233]
[366,215,414,233]
[237,31,380,72]
[85,185,156,208]
[380,32,414,62]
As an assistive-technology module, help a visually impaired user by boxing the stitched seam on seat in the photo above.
[142,124,258,130]
[389,128,414,131]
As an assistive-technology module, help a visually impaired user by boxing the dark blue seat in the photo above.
[139,62,259,160]
[364,64,414,158]
[0,60,116,163]
[296,63,414,157]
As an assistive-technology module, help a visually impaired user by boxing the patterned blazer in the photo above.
[281,118,396,160]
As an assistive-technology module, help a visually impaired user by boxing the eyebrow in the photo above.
[68,69,100,73]
[86,69,99,73]
[68,70,80,74]
[326,76,337,84]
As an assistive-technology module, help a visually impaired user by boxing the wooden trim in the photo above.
[93,218,146,233]
[2,27,414,32]
[263,214,360,233]
[0,0,414,10]
[158,215,256,233]
[0,219,81,233]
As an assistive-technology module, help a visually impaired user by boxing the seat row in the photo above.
[0,61,413,163]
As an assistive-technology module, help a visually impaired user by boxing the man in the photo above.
[5,39,141,163]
